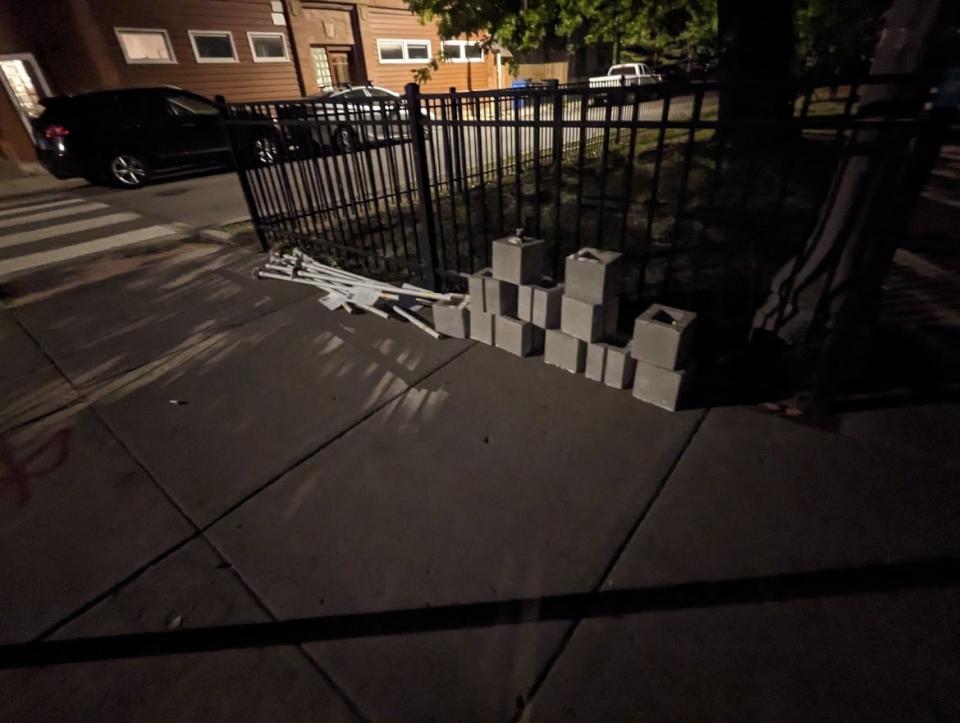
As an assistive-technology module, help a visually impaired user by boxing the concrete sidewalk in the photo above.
[0,240,958,721]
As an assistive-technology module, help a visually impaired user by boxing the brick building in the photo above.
[0,0,511,168]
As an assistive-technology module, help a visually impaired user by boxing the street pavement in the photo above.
[0,233,957,721]
[0,172,248,281]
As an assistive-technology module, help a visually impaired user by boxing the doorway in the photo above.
[311,46,354,90]
[0,53,51,140]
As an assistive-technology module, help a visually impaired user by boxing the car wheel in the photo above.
[334,126,355,153]
[107,153,149,188]
[254,136,279,165]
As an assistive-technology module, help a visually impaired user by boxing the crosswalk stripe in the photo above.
[0,197,88,219]
[0,202,109,230]
[0,212,140,250]
[0,225,181,277]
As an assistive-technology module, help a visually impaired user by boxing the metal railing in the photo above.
[223,75,939,328]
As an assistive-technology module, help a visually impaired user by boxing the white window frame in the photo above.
[376,39,432,64]
[188,30,239,63]
[114,27,177,65]
[247,32,291,63]
[440,39,483,63]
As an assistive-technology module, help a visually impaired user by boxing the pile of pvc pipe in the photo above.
[255,250,464,339]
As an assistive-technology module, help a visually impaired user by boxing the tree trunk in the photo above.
[751,0,951,402]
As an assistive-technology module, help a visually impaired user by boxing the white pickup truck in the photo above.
[588,63,663,100]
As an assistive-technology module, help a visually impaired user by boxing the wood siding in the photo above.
[2,0,302,103]
[93,0,302,102]
[358,3,503,93]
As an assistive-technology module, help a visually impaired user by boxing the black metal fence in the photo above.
[224,76,936,331]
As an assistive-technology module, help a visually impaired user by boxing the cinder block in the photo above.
[561,295,618,342]
[468,268,493,312]
[631,303,697,370]
[495,315,545,357]
[517,284,534,322]
[564,248,623,304]
[604,342,637,389]
[432,303,470,339]
[604,296,620,335]
[632,359,691,411]
[545,329,586,373]
[585,342,607,382]
[483,277,518,316]
[532,283,564,329]
[492,233,545,285]
[470,310,495,345]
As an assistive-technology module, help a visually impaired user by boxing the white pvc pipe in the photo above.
[280,252,454,302]
[390,305,441,339]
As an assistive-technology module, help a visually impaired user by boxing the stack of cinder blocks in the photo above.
[630,304,697,411]
[546,248,625,379]
[468,231,560,357]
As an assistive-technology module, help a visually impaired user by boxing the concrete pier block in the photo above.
[604,342,637,389]
[564,248,623,304]
[432,303,470,339]
[632,359,691,411]
[631,304,697,370]
[585,342,608,382]
[483,277,518,316]
[468,268,493,312]
[495,315,544,357]
[545,329,587,373]
[585,339,635,387]
[517,284,534,322]
[532,283,564,329]
[470,310,495,345]
[492,233,545,284]
[561,295,618,342]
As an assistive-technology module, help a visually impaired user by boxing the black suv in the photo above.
[34,87,276,188]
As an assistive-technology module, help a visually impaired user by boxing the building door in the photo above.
[0,53,51,140]
[329,51,352,86]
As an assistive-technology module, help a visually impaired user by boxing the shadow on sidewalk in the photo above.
[3,556,958,670]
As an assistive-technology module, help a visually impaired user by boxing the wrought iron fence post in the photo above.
[405,82,440,290]
[548,79,563,276]
[218,99,269,252]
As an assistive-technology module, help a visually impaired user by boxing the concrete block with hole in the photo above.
[432,303,470,339]
[495,315,544,357]
[492,232,545,285]
[632,359,692,411]
[468,268,493,312]
[470,310,495,345]
[518,280,564,329]
[532,283,564,329]
[584,339,635,387]
[518,284,534,322]
[631,303,697,370]
[585,342,608,382]
[561,295,619,342]
[545,329,586,373]
[483,277,518,316]
[564,248,623,304]
[604,342,637,389]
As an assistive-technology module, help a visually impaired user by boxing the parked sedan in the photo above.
[33,87,277,188]
[283,85,429,153]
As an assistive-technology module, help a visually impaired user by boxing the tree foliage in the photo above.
[409,0,891,79]
[794,0,891,76]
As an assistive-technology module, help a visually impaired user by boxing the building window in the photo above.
[376,39,431,64]
[248,32,290,62]
[188,31,238,63]
[115,28,176,64]
[441,40,484,63]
